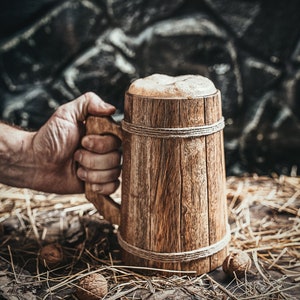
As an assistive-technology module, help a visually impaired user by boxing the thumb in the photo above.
[82,92,116,117]
[57,92,116,122]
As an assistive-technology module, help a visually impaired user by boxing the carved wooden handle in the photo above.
[85,115,122,225]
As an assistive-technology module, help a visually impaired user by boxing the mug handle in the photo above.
[85,115,122,225]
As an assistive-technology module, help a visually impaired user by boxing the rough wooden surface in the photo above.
[205,92,228,270]
[120,91,228,274]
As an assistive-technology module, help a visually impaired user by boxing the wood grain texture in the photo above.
[204,91,228,270]
[84,91,228,274]
[120,91,228,274]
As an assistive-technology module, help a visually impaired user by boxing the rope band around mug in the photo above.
[117,224,231,263]
[121,117,225,138]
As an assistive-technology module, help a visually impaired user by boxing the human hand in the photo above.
[29,92,121,194]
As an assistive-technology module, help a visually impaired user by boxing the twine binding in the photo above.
[117,224,231,263]
[121,117,225,138]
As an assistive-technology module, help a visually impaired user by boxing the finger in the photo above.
[74,150,121,170]
[89,180,120,196]
[77,166,121,183]
[83,92,116,116]
[81,134,121,153]
[55,92,116,123]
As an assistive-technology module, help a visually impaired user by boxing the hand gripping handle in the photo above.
[85,115,122,225]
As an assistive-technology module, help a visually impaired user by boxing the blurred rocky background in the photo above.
[0,0,299,176]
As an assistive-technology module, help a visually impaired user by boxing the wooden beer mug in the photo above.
[85,74,230,274]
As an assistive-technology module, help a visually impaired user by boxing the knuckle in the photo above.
[55,104,69,117]
[96,141,105,153]
[95,136,117,153]
[86,170,94,181]
[83,154,95,169]
[83,91,97,102]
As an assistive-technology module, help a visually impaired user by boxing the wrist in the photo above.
[0,123,36,189]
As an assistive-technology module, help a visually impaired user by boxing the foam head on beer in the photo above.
[128,74,217,98]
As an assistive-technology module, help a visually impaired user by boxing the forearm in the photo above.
[0,93,121,195]
[0,122,35,189]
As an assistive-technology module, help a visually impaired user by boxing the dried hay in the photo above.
[0,175,299,299]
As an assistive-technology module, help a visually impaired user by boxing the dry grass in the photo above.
[1,175,300,299]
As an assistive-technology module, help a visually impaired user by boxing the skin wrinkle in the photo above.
[83,92,92,119]
[30,115,82,192]
[33,117,77,164]
[0,92,120,195]
[84,165,121,183]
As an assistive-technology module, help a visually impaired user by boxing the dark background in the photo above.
[0,0,299,176]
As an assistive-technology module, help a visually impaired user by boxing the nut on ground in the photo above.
[222,249,252,277]
[39,243,63,267]
[76,273,108,300]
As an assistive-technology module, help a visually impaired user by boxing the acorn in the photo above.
[76,273,108,300]
[222,249,252,277]
[39,243,63,267]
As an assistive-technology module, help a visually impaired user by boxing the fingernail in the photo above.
[75,152,82,162]
[78,169,87,180]
[103,102,115,109]
[92,184,103,192]
[83,137,93,149]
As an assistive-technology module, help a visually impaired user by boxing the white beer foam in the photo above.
[128,74,216,98]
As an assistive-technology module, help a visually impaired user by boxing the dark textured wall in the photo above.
[0,0,300,175]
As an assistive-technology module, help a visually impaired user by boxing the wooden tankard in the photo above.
[85,74,229,274]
